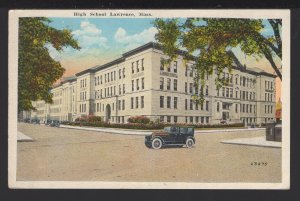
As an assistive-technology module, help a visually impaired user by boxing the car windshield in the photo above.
[163,127,171,132]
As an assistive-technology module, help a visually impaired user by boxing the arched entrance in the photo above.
[105,104,111,122]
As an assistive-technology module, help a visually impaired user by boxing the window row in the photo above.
[79,103,87,113]
[184,99,209,111]
[217,87,233,98]
[160,96,178,109]
[160,78,177,91]
[131,78,145,91]
[132,59,144,74]
[94,84,126,99]
[130,96,145,109]
[265,93,273,102]
[80,79,87,88]
[240,90,256,101]
[185,116,210,124]
[240,104,257,114]
[160,60,177,73]
[240,76,256,88]
[185,83,209,95]
[265,80,273,90]
[265,105,273,114]
[80,91,87,101]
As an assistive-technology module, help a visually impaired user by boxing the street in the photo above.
[17,123,281,182]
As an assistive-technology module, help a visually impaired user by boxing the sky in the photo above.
[48,17,281,101]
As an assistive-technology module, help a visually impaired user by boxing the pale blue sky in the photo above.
[47,17,278,77]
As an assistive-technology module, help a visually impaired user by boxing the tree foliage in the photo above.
[153,18,282,103]
[19,17,80,111]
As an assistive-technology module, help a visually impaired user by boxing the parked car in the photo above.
[24,118,31,123]
[50,120,60,127]
[45,119,52,126]
[30,119,40,124]
[145,126,195,149]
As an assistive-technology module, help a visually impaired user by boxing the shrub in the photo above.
[127,116,150,124]
[87,115,102,122]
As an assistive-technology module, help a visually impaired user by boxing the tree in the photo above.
[153,18,282,103]
[18,17,80,112]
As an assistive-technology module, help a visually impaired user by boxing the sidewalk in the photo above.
[17,131,34,142]
[60,124,265,136]
[221,136,281,148]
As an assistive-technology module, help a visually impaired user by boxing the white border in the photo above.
[8,9,290,189]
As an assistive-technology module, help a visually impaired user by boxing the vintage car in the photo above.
[145,126,195,149]
[49,120,60,127]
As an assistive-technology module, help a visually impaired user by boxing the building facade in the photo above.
[29,42,276,125]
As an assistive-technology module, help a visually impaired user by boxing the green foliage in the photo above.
[127,116,151,124]
[153,18,282,104]
[62,121,245,130]
[18,17,80,111]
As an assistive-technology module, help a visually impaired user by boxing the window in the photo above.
[119,69,122,79]
[189,83,193,94]
[206,101,209,111]
[226,88,229,97]
[160,63,164,71]
[141,96,144,108]
[136,97,139,108]
[250,105,252,113]
[108,73,110,82]
[160,116,164,122]
[132,80,134,91]
[174,79,177,91]
[167,78,171,90]
[190,99,193,110]
[190,116,193,123]
[123,84,125,94]
[167,64,170,72]
[217,102,220,112]
[118,100,121,110]
[160,96,164,108]
[235,104,238,113]
[136,60,139,73]
[122,100,125,110]
[185,82,187,93]
[174,116,178,123]
[100,75,102,84]
[114,86,116,96]
[185,66,188,76]
[174,97,178,109]
[119,85,121,95]
[123,68,125,78]
[113,71,116,81]
[195,102,199,110]
[265,105,267,113]
[141,59,144,71]
[160,78,164,90]
[167,96,171,108]
[196,116,199,123]
[236,91,238,99]
[222,87,225,97]
[167,116,171,123]
[230,88,233,98]
[174,61,177,73]
[185,99,187,110]
[246,104,248,113]
[189,67,193,77]
[132,62,134,74]
[131,97,134,109]
[136,79,139,90]
[142,78,145,90]
[206,117,209,124]
[205,85,209,96]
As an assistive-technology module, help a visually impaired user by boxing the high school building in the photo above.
[29,42,276,125]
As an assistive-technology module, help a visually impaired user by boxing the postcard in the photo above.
[8,9,290,189]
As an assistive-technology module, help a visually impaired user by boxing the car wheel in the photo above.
[186,138,194,148]
[152,138,162,149]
